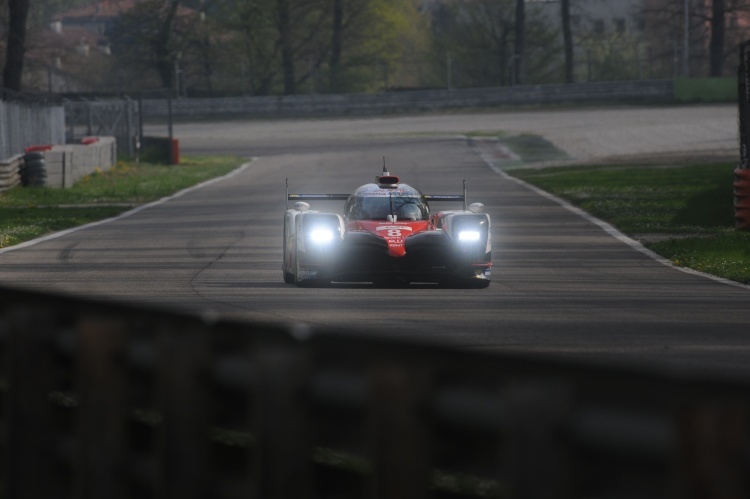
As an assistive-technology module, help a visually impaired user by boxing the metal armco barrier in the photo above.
[1,285,749,499]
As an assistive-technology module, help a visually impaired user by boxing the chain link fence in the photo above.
[735,41,750,229]
[0,91,65,161]
[738,41,750,169]
[63,98,139,157]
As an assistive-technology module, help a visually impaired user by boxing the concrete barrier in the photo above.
[40,136,117,188]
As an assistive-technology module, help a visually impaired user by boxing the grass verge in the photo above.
[0,156,243,249]
[507,162,750,285]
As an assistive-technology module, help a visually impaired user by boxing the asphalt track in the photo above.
[2,104,749,379]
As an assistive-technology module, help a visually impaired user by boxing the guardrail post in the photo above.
[367,364,431,499]
[156,322,212,499]
[675,404,750,498]
[75,316,128,499]
[503,382,573,499]
[4,305,66,499]
[255,344,314,499]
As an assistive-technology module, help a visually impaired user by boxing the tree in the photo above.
[639,0,750,78]
[216,0,426,95]
[219,0,330,95]
[514,0,524,84]
[431,0,558,88]
[709,0,726,76]
[2,0,30,92]
[330,0,343,92]
[109,0,201,92]
[561,0,573,83]
[276,0,295,95]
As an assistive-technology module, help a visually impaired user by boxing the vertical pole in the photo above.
[739,43,747,169]
[157,324,212,499]
[366,365,431,499]
[87,99,93,136]
[167,95,174,165]
[683,0,690,77]
[137,95,144,163]
[255,345,313,499]
[75,317,128,499]
[4,304,66,499]
[446,52,452,92]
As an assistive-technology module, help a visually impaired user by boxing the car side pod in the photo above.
[436,211,492,288]
[293,212,345,287]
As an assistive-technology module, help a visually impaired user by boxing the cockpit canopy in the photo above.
[344,184,430,221]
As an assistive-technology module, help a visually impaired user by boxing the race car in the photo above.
[282,167,491,288]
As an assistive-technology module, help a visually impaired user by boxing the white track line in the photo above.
[0,160,252,255]
[474,145,750,291]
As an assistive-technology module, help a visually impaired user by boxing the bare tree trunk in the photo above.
[277,0,296,95]
[561,0,574,83]
[513,0,524,85]
[330,0,343,93]
[709,0,726,76]
[3,0,31,93]
[154,0,180,91]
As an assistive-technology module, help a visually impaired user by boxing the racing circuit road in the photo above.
[1,104,749,379]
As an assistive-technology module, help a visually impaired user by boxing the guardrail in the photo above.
[1,284,748,499]
[139,80,674,119]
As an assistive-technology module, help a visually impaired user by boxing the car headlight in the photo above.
[458,230,481,242]
[309,227,334,244]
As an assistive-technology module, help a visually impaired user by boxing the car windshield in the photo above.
[347,195,429,221]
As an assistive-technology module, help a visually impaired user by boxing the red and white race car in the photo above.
[283,168,491,287]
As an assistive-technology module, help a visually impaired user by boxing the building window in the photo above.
[593,19,605,34]
[615,18,626,34]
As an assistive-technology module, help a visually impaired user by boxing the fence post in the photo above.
[366,364,432,499]
[156,322,213,499]
[503,382,573,499]
[674,404,750,498]
[3,304,67,499]
[75,316,128,499]
[255,344,314,499]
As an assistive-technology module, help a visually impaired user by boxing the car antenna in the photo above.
[382,156,389,176]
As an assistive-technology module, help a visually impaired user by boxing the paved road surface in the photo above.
[2,104,749,379]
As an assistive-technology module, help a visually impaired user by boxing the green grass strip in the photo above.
[0,156,243,249]
[509,162,750,285]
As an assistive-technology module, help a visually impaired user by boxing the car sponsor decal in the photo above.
[375,226,414,232]
[359,190,417,197]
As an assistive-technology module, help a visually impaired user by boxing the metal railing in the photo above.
[0,91,65,161]
[64,98,139,157]
[1,284,749,498]
[138,80,674,120]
